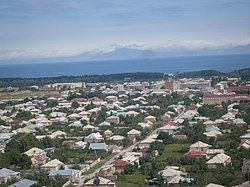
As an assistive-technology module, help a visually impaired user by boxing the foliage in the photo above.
[0,72,166,88]
[157,131,173,144]
[198,104,227,120]
[180,121,206,143]
[124,164,137,175]
[46,100,58,108]
[71,101,80,109]
[149,141,165,155]
[15,110,33,121]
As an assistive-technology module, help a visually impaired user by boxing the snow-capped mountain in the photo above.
[1,44,250,64]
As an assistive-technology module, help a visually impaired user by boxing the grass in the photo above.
[84,161,104,175]
[116,172,150,187]
[155,143,190,162]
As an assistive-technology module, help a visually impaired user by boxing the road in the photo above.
[76,111,185,186]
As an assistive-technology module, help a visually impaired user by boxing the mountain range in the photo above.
[1,44,250,64]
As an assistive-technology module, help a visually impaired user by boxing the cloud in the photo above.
[0,48,77,60]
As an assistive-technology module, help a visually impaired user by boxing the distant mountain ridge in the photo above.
[1,44,250,64]
[72,44,250,61]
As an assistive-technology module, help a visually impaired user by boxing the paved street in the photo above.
[76,111,185,186]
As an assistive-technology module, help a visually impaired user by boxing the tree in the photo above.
[93,176,100,186]
[0,119,6,126]
[124,164,137,174]
[71,101,80,109]
[15,110,33,121]
[140,162,152,175]
[157,131,173,144]
[46,100,58,108]
[7,149,20,166]
[19,154,32,169]
[149,141,165,155]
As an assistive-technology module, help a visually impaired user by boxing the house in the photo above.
[84,176,116,187]
[232,118,247,126]
[126,111,139,117]
[74,141,87,149]
[166,175,191,185]
[82,124,96,131]
[99,164,116,177]
[89,143,108,151]
[162,113,171,122]
[85,132,104,143]
[111,160,128,173]
[157,125,179,135]
[24,147,47,166]
[0,125,11,133]
[138,122,151,129]
[127,129,141,141]
[0,141,6,153]
[190,141,211,154]
[107,145,122,153]
[103,130,113,139]
[109,135,125,142]
[50,130,67,139]
[206,149,225,159]
[0,133,11,142]
[69,120,83,127]
[122,152,142,165]
[185,150,202,158]
[105,116,120,124]
[138,137,156,149]
[242,159,250,174]
[9,179,37,187]
[0,168,20,183]
[78,111,91,118]
[206,183,225,187]
[144,115,156,123]
[49,169,81,181]
[205,125,220,132]
[222,112,235,121]
[68,113,81,120]
[122,155,140,165]
[105,95,118,103]
[159,166,187,179]
[206,153,231,168]
[203,131,222,139]
[98,121,111,127]
[204,120,216,127]
[41,159,65,172]
[241,140,250,149]
[233,181,250,187]
[239,133,250,143]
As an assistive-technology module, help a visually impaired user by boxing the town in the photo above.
[0,72,249,187]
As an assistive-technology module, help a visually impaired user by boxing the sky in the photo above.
[0,0,250,60]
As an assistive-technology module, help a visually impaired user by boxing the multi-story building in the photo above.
[203,93,250,104]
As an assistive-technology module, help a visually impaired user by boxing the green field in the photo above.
[156,143,190,162]
[116,172,150,187]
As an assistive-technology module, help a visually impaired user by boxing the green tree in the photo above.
[19,154,32,169]
[46,100,58,108]
[124,164,137,174]
[149,141,165,155]
[157,131,173,144]
[15,110,33,121]
[71,101,80,109]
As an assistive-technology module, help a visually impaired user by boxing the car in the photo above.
[145,178,159,185]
